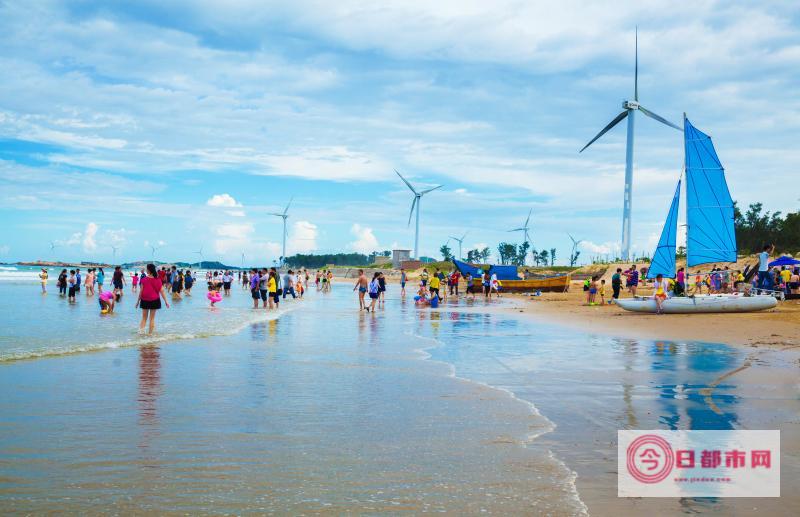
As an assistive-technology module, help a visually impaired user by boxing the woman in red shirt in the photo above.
[136,263,170,333]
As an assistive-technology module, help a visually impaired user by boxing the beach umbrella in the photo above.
[768,255,800,267]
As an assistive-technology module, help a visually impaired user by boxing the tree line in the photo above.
[735,202,800,254]
[284,253,370,268]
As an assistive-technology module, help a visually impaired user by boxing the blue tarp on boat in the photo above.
[487,265,520,281]
[452,259,483,277]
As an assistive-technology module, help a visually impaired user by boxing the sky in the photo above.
[1,0,798,265]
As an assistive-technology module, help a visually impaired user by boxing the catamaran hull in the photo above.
[615,295,777,314]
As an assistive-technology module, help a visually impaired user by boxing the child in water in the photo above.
[98,290,116,314]
[207,284,222,307]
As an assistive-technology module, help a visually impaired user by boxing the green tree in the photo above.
[497,242,517,264]
[480,247,491,262]
[569,250,580,267]
[439,243,453,261]
[539,249,549,266]
[466,249,479,262]
[549,248,556,266]
[516,241,531,266]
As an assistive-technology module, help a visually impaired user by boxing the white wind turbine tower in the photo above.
[194,246,203,267]
[270,197,292,267]
[448,232,468,260]
[395,169,443,259]
[579,27,682,262]
[150,244,161,262]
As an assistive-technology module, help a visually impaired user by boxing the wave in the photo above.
[0,305,296,363]
[0,266,18,271]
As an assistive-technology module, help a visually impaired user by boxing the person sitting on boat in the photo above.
[652,274,670,314]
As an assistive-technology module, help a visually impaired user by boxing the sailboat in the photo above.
[615,116,777,314]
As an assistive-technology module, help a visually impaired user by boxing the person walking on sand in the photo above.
[366,272,381,312]
[611,268,622,301]
[465,271,475,300]
[483,270,491,298]
[378,272,386,303]
[449,269,460,297]
[353,269,368,310]
[758,244,775,290]
[39,268,48,294]
[136,263,170,333]
[400,268,407,296]
[268,270,279,310]
[624,265,639,296]
[653,273,670,315]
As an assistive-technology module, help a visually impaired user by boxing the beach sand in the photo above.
[507,282,800,348]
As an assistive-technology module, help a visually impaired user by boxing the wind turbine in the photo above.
[270,197,292,267]
[508,209,533,244]
[448,232,468,260]
[395,169,443,259]
[579,27,682,262]
[241,252,245,269]
[111,245,118,263]
[568,234,583,265]
[150,244,161,262]
[193,246,203,267]
[49,241,59,255]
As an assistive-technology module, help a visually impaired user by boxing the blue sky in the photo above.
[1,1,798,265]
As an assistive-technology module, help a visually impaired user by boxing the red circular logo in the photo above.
[626,434,674,483]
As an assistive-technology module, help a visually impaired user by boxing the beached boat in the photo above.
[616,294,777,313]
[451,259,570,293]
[616,115,776,314]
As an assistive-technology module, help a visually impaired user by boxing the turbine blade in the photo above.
[638,106,682,131]
[269,212,284,217]
[508,228,524,232]
[407,197,417,227]
[419,184,443,195]
[283,196,293,215]
[579,110,628,152]
[525,208,532,227]
[395,169,417,194]
[634,26,638,102]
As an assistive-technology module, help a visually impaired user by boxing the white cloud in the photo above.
[82,222,98,252]
[226,210,246,217]
[0,245,9,256]
[207,193,242,208]
[579,240,618,256]
[104,227,129,246]
[289,220,318,253]
[349,224,379,254]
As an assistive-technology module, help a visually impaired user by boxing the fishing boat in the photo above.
[452,259,571,293]
[616,116,777,314]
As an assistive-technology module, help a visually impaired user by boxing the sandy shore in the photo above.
[501,282,800,348]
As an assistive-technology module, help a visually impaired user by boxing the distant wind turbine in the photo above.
[111,245,118,263]
[448,232,468,260]
[396,169,443,259]
[150,244,161,262]
[241,252,245,269]
[579,27,682,262]
[193,246,203,267]
[49,241,59,255]
[270,197,292,267]
[508,209,533,244]
[568,234,583,265]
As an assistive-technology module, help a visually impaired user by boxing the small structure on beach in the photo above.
[392,249,411,268]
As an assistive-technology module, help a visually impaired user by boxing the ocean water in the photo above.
[1,268,798,514]
[0,265,290,361]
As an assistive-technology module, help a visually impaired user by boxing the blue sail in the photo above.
[684,117,737,266]
[647,180,680,279]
